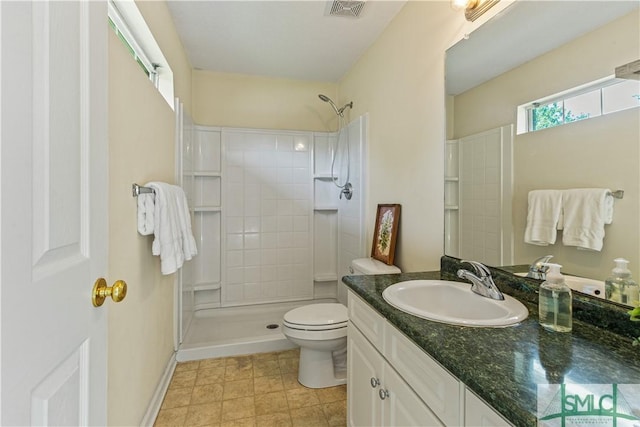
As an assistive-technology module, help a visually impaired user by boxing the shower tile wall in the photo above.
[222,130,314,306]
[457,125,513,266]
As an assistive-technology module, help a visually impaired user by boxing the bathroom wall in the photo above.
[107,1,193,424]
[338,1,489,272]
[451,10,640,280]
[193,70,340,132]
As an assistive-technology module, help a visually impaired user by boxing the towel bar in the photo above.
[609,190,624,199]
[132,183,155,197]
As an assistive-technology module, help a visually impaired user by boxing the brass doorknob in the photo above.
[92,278,127,307]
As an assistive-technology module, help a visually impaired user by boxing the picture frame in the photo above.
[371,204,401,265]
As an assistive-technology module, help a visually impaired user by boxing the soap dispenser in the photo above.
[605,258,639,305]
[538,263,572,333]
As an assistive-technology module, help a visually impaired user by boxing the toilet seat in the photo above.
[283,303,347,331]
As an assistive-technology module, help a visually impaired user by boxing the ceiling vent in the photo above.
[327,1,366,18]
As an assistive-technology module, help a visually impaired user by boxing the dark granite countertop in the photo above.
[342,257,640,427]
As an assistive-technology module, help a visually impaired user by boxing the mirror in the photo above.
[445,1,640,306]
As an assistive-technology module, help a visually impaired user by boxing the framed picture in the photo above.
[371,204,401,265]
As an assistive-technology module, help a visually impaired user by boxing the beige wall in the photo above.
[451,10,640,279]
[193,70,339,132]
[338,1,484,272]
[136,0,193,114]
[108,2,193,424]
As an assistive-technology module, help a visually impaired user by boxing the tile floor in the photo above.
[154,349,347,427]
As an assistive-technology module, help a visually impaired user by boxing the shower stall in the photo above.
[174,102,367,361]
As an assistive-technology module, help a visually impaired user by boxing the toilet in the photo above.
[282,258,401,388]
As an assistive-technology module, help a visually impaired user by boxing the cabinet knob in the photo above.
[370,377,380,388]
[379,388,389,400]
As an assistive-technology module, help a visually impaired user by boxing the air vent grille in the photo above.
[328,1,366,18]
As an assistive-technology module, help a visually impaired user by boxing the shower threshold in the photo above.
[177,298,336,362]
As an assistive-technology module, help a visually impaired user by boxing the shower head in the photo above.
[319,94,341,116]
[318,94,353,117]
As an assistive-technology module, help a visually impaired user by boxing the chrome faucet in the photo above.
[526,255,554,280]
[457,260,505,300]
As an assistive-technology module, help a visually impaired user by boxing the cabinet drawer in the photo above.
[348,291,386,350]
[384,322,461,427]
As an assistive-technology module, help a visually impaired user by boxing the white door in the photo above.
[1,1,109,425]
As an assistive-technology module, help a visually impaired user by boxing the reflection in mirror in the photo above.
[445,1,640,307]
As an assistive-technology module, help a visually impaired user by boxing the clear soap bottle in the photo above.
[605,258,639,305]
[538,263,572,332]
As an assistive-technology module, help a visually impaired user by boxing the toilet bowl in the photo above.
[282,303,348,388]
[282,259,401,388]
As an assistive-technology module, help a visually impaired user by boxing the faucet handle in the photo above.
[461,260,491,277]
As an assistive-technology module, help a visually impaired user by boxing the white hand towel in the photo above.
[524,190,563,246]
[561,188,613,252]
[137,193,155,235]
[147,182,197,275]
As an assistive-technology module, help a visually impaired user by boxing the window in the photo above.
[108,0,174,108]
[517,77,640,134]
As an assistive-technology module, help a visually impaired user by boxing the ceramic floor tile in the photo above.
[281,373,305,390]
[224,379,255,400]
[184,402,223,427]
[315,385,346,404]
[253,359,281,377]
[222,396,256,421]
[255,411,292,427]
[161,386,193,409]
[285,387,320,409]
[175,360,200,373]
[154,406,188,426]
[255,391,289,416]
[322,401,346,427]
[200,358,227,370]
[289,405,329,427]
[253,375,284,394]
[156,350,344,427]
[192,383,225,405]
[225,362,254,381]
[170,370,198,390]
[277,358,298,374]
[221,417,257,427]
[197,367,227,386]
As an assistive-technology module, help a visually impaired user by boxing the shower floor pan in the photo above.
[177,299,336,362]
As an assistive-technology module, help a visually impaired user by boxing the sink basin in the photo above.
[514,272,605,298]
[382,280,529,327]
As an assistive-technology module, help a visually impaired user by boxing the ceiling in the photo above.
[446,1,640,95]
[166,0,407,82]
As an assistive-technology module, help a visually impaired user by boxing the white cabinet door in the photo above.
[1,1,109,425]
[383,365,444,427]
[348,323,384,427]
[465,389,512,426]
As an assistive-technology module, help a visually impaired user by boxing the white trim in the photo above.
[108,0,174,109]
[107,1,155,76]
[140,353,177,427]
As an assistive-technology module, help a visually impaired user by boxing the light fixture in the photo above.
[451,0,500,22]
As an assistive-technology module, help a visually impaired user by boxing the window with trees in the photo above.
[518,77,640,134]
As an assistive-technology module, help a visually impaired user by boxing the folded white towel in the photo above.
[561,188,613,251]
[137,193,155,236]
[524,190,563,246]
[147,182,198,275]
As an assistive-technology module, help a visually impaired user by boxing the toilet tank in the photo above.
[350,258,401,275]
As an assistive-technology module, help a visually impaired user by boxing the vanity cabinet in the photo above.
[347,291,513,427]
[348,321,444,426]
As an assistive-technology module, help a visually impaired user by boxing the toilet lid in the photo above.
[284,303,348,327]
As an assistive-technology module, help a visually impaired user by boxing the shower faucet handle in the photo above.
[340,183,353,200]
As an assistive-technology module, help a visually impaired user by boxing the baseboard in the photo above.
[140,352,177,427]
